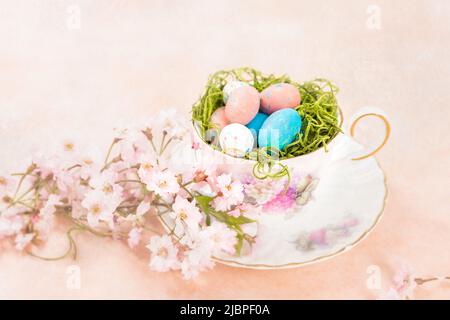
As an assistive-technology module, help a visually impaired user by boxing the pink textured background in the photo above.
[0,0,449,299]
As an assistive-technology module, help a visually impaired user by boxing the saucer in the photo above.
[161,136,387,269]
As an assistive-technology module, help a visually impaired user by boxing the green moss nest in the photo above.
[192,67,341,159]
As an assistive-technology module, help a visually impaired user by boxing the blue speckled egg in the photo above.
[258,109,302,151]
[246,112,268,142]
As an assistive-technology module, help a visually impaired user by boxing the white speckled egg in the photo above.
[223,81,249,103]
[219,123,254,157]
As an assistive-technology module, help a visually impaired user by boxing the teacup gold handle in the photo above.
[350,113,390,161]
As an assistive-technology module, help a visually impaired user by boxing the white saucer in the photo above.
[161,136,387,269]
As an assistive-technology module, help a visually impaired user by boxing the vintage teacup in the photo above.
[179,109,390,180]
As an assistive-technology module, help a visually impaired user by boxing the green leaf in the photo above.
[194,194,257,251]
[208,210,227,223]
[235,234,244,256]
[227,215,256,225]
[195,195,213,214]
[195,195,214,226]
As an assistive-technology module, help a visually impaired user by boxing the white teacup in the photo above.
[175,109,390,180]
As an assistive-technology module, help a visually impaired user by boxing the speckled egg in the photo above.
[219,123,254,157]
[246,112,268,144]
[225,86,260,125]
[210,107,230,130]
[258,109,302,151]
[260,83,301,114]
[223,81,249,103]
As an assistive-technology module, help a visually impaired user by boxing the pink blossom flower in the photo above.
[180,257,203,280]
[145,170,180,197]
[33,214,54,240]
[15,233,34,251]
[78,151,103,180]
[40,194,62,217]
[216,174,243,198]
[0,206,22,219]
[127,227,142,249]
[70,199,85,219]
[191,181,217,198]
[87,170,123,215]
[180,239,215,280]
[180,250,213,280]
[0,215,24,238]
[32,153,60,179]
[62,181,90,217]
[125,200,152,225]
[33,201,56,239]
[201,222,237,255]
[170,196,202,234]
[137,154,158,184]
[81,190,116,228]
[213,174,244,211]
[108,161,130,181]
[378,264,417,300]
[0,192,14,212]
[229,203,256,218]
[108,161,129,180]
[57,140,80,166]
[147,235,180,272]
[392,264,417,299]
[116,127,151,167]
[53,168,76,195]
[136,201,151,217]
[89,170,118,193]
[156,109,188,140]
[61,139,77,154]
[212,197,232,212]
[0,176,14,194]
[186,164,219,197]
[193,163,217,181]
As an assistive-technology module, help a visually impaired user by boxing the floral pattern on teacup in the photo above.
[242,174,319,213]
[295,215,359,251]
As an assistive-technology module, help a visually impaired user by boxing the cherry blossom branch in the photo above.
[0,109,260,279]
[27,227,81,261]
[379,264,450,300]
[415,276,450,285]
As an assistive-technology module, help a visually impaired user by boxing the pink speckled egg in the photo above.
[260,83,301,114]
[225,86,260,125]
[210,107,230,130]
